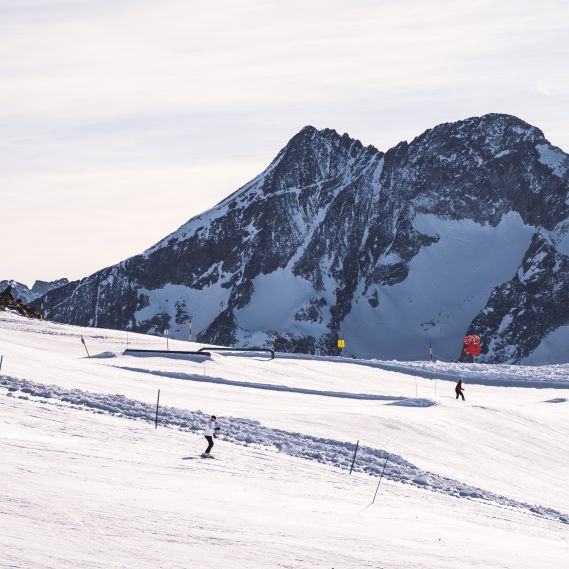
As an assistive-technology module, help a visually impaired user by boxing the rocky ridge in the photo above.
[0,279,69,305]
[35,114,569,363]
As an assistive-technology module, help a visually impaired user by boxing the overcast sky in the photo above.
[1,0,568,285]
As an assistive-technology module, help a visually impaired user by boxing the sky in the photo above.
[1,0,568,286]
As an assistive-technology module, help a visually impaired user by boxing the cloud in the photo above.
[1,0,569,282]
[536,83,554,97]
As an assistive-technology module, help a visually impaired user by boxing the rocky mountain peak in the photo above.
[263,125,379,196]
[31,278,69,297]
[410,113,546,162]
[36,115,569,364]
[411,113,545,158]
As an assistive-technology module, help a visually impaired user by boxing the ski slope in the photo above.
[1,311,568,568]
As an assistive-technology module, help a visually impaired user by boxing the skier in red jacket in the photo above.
[455,380,465,401]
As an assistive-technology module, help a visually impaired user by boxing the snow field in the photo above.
[1,312,569,567]
[1,311,568,511]
[2,373,567,526]
[343,212,534,361]
[1,395,567,569]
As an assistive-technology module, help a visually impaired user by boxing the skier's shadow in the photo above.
[181,456,198,460]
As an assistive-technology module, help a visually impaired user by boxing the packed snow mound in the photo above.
[91,351,118,359]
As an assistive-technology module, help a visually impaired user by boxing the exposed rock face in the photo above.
[36,114,569,363]
[30,279,69,299]
[466,233,569,362]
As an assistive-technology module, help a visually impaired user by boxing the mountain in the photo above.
[0,285,42,319]
[36,114,569,363]
[0,279,69,305]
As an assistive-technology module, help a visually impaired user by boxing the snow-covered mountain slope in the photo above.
[37,113,569,363]
[0,278,69,304]
[1,313,568,568]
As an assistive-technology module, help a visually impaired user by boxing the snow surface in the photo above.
[343,212,534,361]
[235,268,331,342]
[536,143,568,179]
[236,269,315,331]
[1,311,568,568]
[523,324,569,365]
[134,282,231,338]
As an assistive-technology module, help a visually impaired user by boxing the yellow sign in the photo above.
[337,339,345,349]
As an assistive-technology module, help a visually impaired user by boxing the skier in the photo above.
[202,415,220,457]
[455,380,465,401]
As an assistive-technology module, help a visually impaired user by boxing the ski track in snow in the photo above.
[113,365,436,404]
[1,374,567,527]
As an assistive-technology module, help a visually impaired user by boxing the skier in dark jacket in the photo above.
[455,380,465,401]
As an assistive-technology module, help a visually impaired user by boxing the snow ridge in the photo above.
[2,374,567,527]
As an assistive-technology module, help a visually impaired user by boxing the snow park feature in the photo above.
[1,311,568,568]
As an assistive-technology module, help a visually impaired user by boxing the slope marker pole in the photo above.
[372,454,390,504]
[154,389,161,429]
[349,440,359,474]
[80,336,90,358]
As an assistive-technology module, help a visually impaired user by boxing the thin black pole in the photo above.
[154,389,160,429]
[80,336,90,358]
[349,440,359,474]
[372,454,390,504]
[0,354,3,372]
